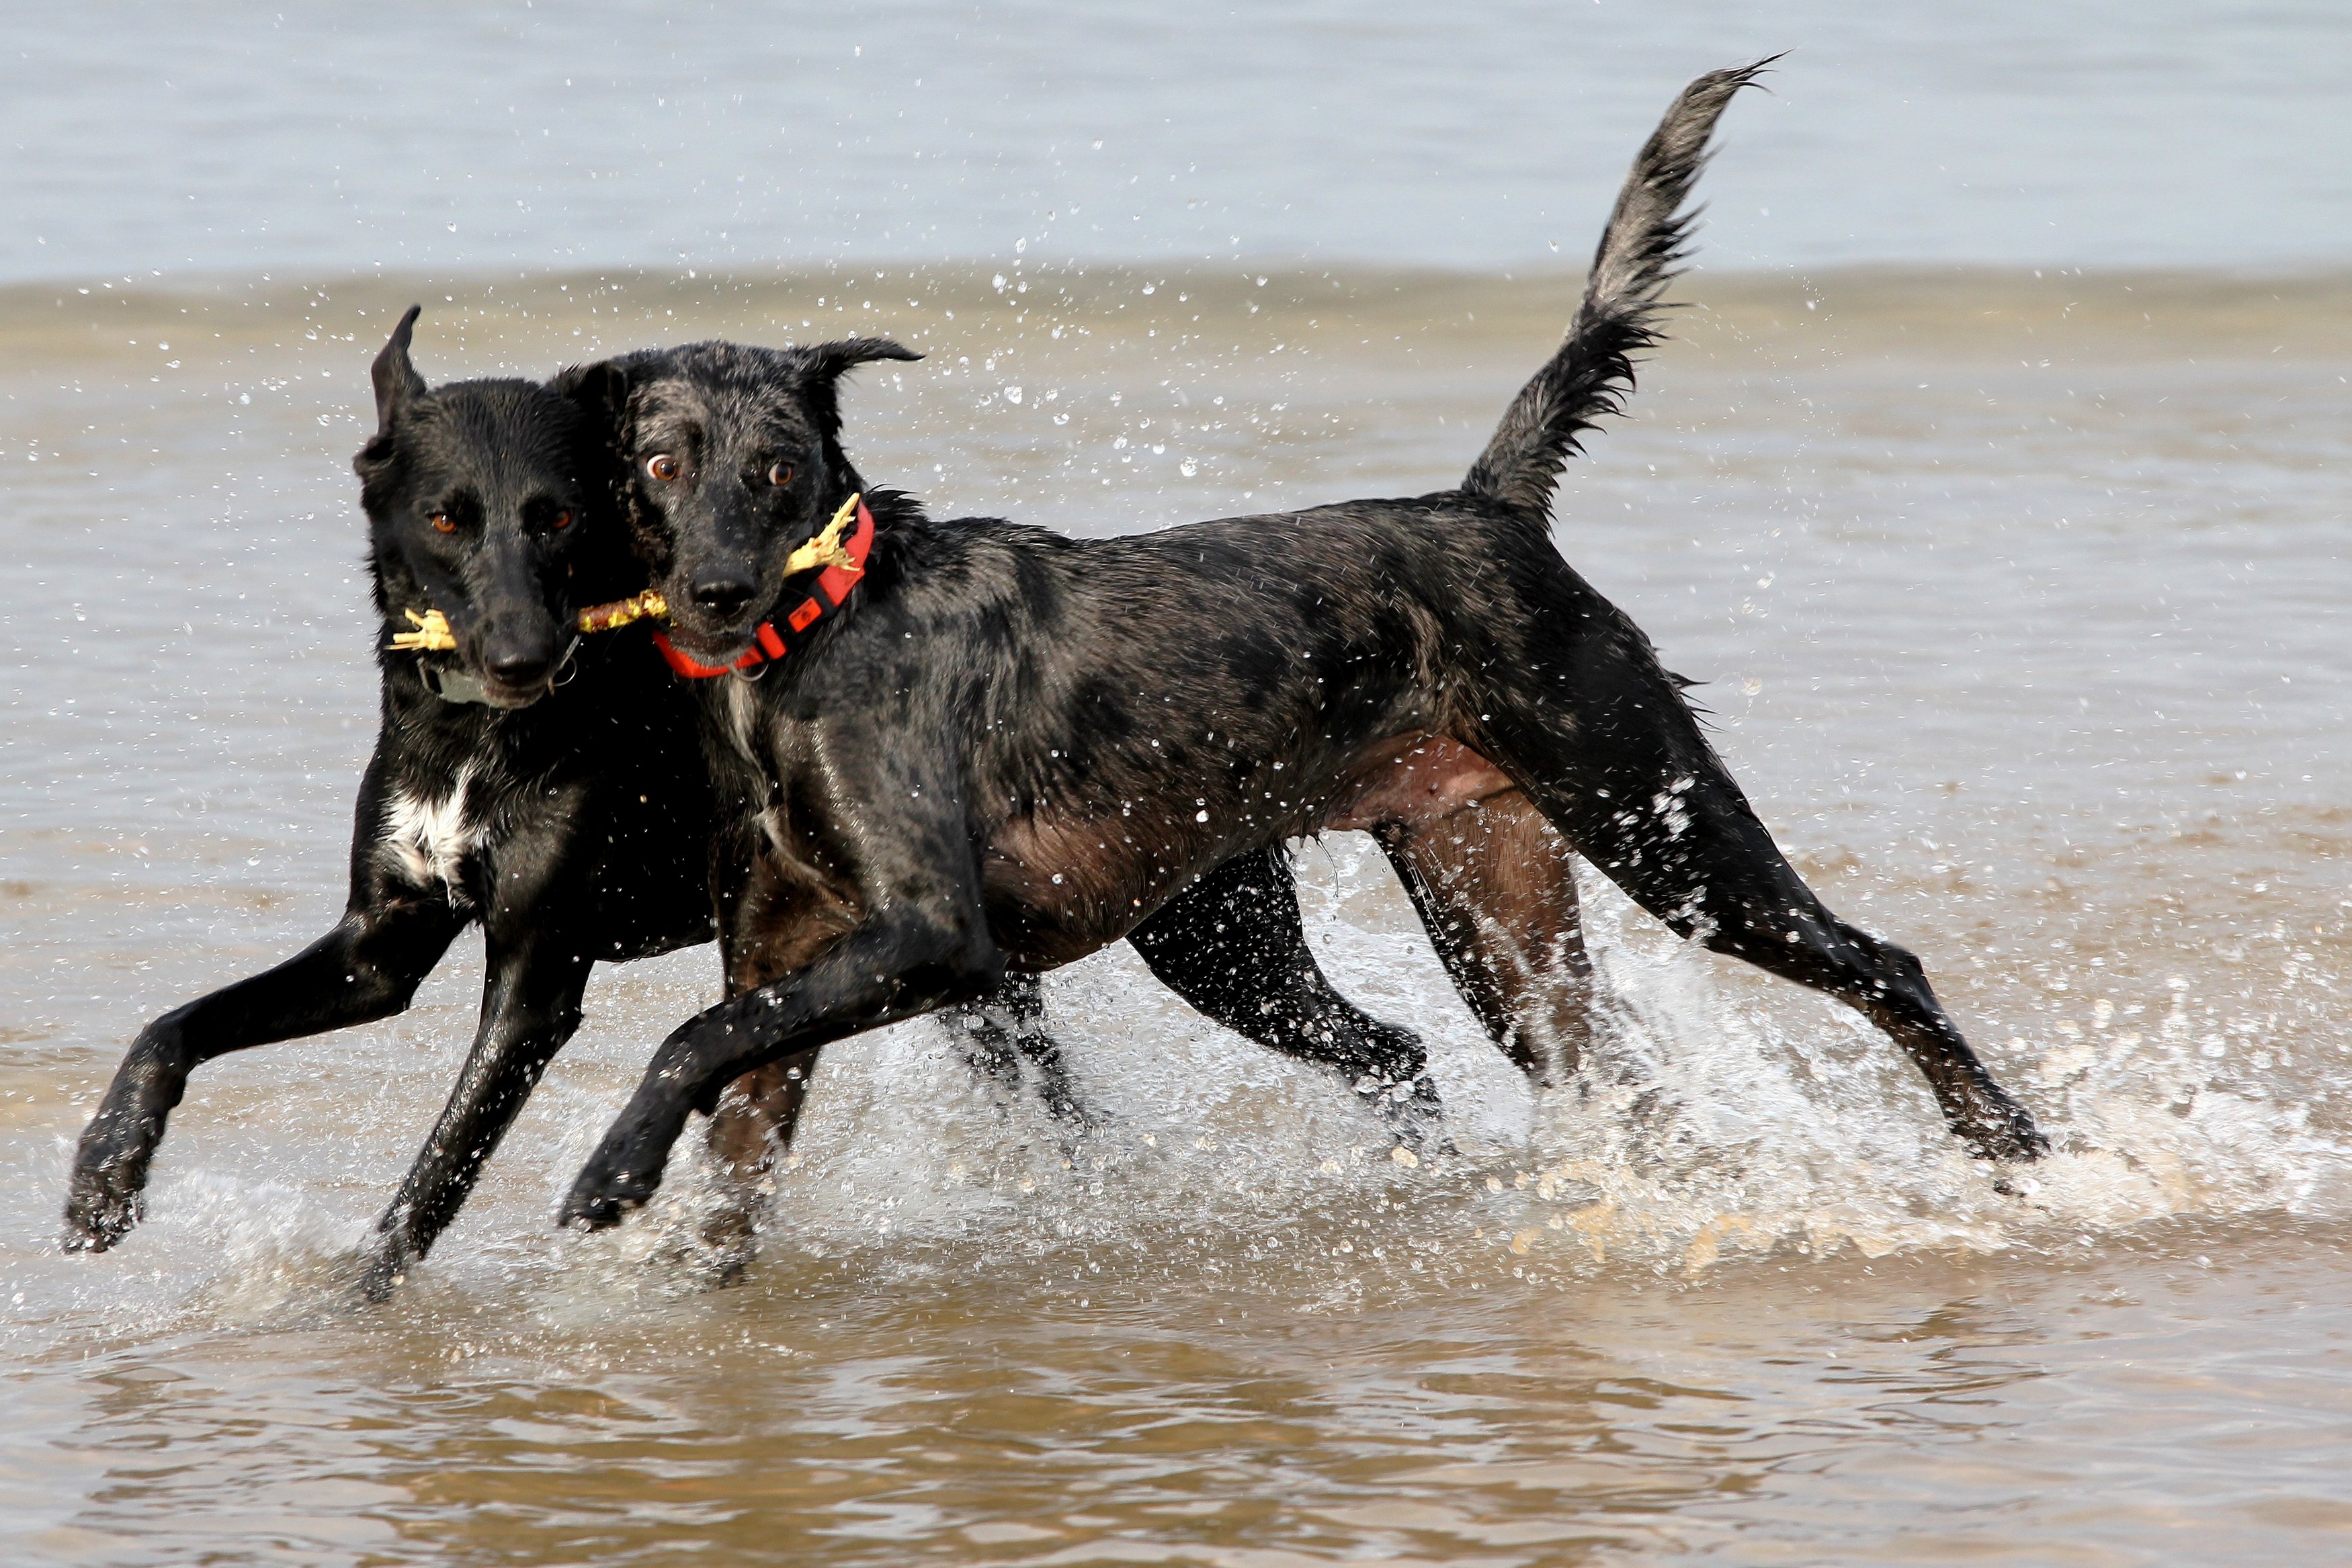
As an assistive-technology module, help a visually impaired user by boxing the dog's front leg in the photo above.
[64,898,464,1252]
[358,930,595,1299]
[561,904,1003,1231]
[948,972,1094,1126]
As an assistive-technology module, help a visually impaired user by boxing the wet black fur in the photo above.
[556,62,2046,1231]
[65,313,1424,1295]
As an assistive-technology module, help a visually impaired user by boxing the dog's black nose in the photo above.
[690,575,757,617]
[484,641,554,687]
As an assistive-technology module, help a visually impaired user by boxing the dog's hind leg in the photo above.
[65,898,464,1253]
[1374,789,1594,1089]
[357,929,596,1299]
[1460,605,2044,1161]
[1431,57,2033,1152]
[1127,845,1439,1137]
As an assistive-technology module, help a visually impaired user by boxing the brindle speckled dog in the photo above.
[556,62,2046,1233]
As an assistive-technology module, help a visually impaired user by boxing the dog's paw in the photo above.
[558,1167,656,1231]
[351,1242,415,1304]
[61,1166,144,1254]
[696,1228,759,1291]
[560,1194,625,1231]
[1962,1100,2052,1164]
[1372,1074,1450,1152]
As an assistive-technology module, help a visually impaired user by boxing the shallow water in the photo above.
[4,260,2351,1563]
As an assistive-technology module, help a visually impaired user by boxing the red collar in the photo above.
[652,498,876,679]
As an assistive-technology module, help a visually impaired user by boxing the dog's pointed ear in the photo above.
[799,338,921,439]
[355,304,426,484]
[554,357,634,431]
[805,338,923,381]
[370,304,426,436]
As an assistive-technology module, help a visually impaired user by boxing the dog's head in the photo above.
[355,306,620,707]
[559,338,920,663]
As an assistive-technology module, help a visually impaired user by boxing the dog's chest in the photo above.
[719,679,798,859]
[380,763,491,905]
[721,679,766,770]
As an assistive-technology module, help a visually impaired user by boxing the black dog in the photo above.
[61,314,1434,1293]
[554,61,2046,1233]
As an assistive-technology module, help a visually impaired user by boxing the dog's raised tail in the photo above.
[1463,58,1774,517]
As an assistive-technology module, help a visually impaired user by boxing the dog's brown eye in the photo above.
[552,509,573,531]
[646,454,681,483]
[430,513,455,534]
[768,462,794,487]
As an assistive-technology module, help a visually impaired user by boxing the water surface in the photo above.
[3,258,2349,1563]
[9,1,2352,282]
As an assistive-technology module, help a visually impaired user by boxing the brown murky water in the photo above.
[5,263,2351,1564]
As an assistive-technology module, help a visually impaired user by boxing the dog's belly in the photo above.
[982,815,1208,969]
[979,734,1517,969]
[1320,733,1519,832]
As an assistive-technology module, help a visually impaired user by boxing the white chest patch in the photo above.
[722,678,765,767]
[721,680,792,855]
[381,762,488,903]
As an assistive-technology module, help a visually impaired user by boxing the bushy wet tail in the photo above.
[1464,59,1774,516]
